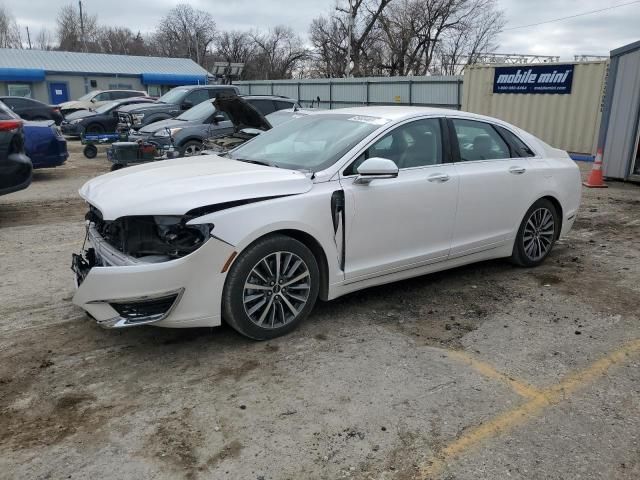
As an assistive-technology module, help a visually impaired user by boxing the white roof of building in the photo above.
[0,48,208,76]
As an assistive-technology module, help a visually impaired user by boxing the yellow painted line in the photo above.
[420,339,640,479]
[446,350,542,399]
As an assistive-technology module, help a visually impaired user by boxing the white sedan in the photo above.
[72,107,581,339]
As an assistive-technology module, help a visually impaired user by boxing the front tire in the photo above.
[511,198,559,267]
[180,140,203,157]
[222,234,320,340]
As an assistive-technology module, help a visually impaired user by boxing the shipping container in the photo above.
[598,40,640,181]
[462,61,609,155]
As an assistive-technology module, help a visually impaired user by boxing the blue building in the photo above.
[0,48,210,104]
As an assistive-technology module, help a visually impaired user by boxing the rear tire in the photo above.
[222,234,320,340]
[85,123,105,134]
[511,198,559,267]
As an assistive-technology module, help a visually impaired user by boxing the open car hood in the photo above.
[79,155,311,220]
[214,96,272,132]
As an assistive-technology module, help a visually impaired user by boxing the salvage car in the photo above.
[0,101,31,196]
[0,96,64,125]
[23,121,68,169]
[202,108,311,155]
[72,107,581,340]
[61,97,156,136]
[59,89,148,115]
[116,85,240,129]
[128,95,272,157]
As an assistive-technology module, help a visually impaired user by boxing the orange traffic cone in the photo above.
[583,148,607,188]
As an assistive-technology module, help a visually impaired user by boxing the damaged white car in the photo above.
[72,107,581,340]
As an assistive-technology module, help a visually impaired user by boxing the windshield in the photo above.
[157,88,189,104]
[94,101,119,114]
[77,91,98,101]
[228,114,387,172]
[176,100,215,121]
[266,111,303,127]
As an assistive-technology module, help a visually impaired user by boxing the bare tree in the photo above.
[215,31,256,64]
[98,27,149,56]
[308,0,503,78]
[309,15,349,77]
[56,3,100,52]
[35,28,54,51]
[152,3,216,67]
[437,0,505,74]
[0,5,22,48]
[249,26,309,80]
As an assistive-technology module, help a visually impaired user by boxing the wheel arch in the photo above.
[178,136,205,147]
[229,229,331,302]
[539,195,563,239]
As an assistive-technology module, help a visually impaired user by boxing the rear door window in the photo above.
[451,119,510,161]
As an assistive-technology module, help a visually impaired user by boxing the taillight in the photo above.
[0,120,22,132]
[53,107,61,113]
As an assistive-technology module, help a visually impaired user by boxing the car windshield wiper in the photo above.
[233,158,278,168]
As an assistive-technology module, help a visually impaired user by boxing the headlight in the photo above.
[132,113,145,125]
[71,118,84,124]
[153,127,182,138]
[154,216,212,256]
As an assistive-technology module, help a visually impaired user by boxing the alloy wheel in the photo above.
[183,143,202,156]
[523,207,555,261]
[243,251,311,329]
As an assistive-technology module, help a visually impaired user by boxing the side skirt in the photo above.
[326,243,512,300]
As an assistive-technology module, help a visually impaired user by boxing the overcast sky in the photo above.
[8,0,640,59]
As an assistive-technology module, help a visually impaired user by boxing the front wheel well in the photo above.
[238,230,330,301]
[540,195,563,239]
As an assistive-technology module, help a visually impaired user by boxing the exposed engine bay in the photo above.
[85,206,211,260]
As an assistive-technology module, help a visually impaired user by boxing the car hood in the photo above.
[79,155,312,220]
[215,96,271,131]
[139,118,196,133]
[117,102,166,114]
[60,100,103,110]
[64,109,97,121]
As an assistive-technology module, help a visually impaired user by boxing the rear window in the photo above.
[496,126,536,158]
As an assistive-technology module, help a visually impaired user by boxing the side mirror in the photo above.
[354,157,399,185]
[212,114,226,124]
[181,101,193,110]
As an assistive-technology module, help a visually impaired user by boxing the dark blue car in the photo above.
[23,121,68,168]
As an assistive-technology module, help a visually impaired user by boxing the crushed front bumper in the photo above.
[72,225,234,329]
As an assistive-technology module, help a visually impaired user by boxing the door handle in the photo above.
[509,166,526,175]
[428,173,450,183]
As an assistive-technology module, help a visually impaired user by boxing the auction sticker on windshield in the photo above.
[348,116,389,125]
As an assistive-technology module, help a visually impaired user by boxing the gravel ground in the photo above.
[0,148,639,480]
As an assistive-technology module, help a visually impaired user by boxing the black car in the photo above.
[61,97,156,136]
[0,96,64,125]
[241,95,301,115]
[0,101,31,196]
[116,84,240,129]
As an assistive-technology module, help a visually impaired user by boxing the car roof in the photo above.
[312,106,515,125]
[175,85,239,90]
[242,95,296,101]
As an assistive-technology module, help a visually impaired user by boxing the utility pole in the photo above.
[195,32,200,66]
[79,0,87,52]
[345,0,354,77]
[26,26,32,49]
